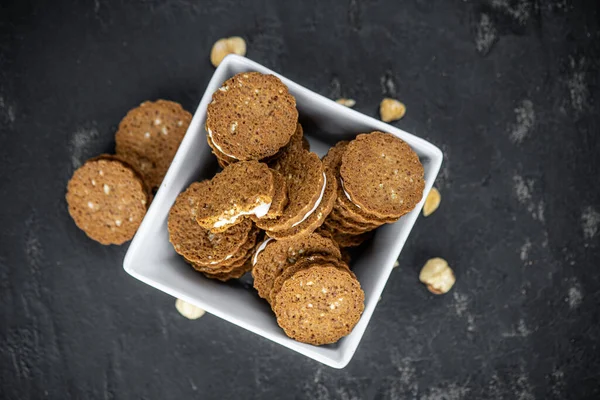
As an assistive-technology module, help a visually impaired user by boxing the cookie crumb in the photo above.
[419,257,455,294]
[210,36,247,67]
[379,98,406,122]
[175,298,206,320]
[335,98,356,107]
[423,187,441,217]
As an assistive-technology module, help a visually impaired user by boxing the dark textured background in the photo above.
[1,0,599,399]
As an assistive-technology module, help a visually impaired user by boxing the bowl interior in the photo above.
[124,55,442,368]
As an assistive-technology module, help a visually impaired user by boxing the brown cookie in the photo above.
[167,181,254,265]
[324,141,396,225]
[317,226,373,248]
[269,255,347,308]
[195,161,275,232]
[340,132,425,219]
[265,159,336,240]
[115,100,192,191]
[66,158,149,245]
[256,149,325,232]
[263,170,288,219]
[252,233,341,303]
[205,72,298,161]
[273,264,365,345]
[203,257,254,282]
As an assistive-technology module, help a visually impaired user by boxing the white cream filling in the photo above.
[340,177,361,209]
[213,201,272,229]
[252,237,274,266]
[210,254,233,265]
[291,172,327,227]
[207,128,238,160]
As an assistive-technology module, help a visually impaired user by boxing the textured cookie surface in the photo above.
[66,158,149,245]
[168,181,253,265]
[256,149,324,232]
[115,99,192,191]
[266,159,337,240]
[252,233,341,302]
[206,72,298,160]
[340,132,425,218]
[263,170,288,219]
[195,161,275,232]
[325,141,395,225]
[269,255,347,308]
[273,264,365,345]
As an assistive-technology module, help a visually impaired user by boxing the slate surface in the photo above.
[1,0,599,399]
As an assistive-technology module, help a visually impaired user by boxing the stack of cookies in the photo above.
[168,181,262,281]
[166,72,427,345]
[252,233,364,345]
[318,132,425,247]
[66,100,192,245]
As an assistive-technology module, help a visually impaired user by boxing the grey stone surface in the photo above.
[1,0,599,399]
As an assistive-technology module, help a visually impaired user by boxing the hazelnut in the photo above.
[210,36,247,67]
[379,98,406,122]
[419,258,455,294]
[335,98,356,107]
[175,298,206,320]
[423,187,441,217]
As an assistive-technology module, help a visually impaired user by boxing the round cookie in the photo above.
[252,233,341,302]
[256,149,325,232]
[167,181,254,265]
[340,132,425,219]
[273,264,365,345]
[265,160,336,240]
[324,210,378,235]
[115,99,192,191]
[195,161,275,232]
[324,141,395,225]
[205,72,298,161]
[66,157,149,245]
[269,255,347,308]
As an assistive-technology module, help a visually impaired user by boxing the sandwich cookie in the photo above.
[66,157,149,245]
[272,263,365,345]
[255,149,325,233]
[206,72,298,161]
[115,99,192,191]
[340,131,425,219]
[252,233,341,303]
[168,181,255,266]
[195,161,275,232]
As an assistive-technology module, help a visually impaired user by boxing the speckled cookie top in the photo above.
[115,99,192,191]
[66,158,149,245]
[273,264,364,345]
[340,132,425,218]
[205,72,298,161]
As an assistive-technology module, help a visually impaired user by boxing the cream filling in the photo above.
[340,177,361,209]
[291,172,327,227]
[210,254,233,265]
[207,128,238,160]
[252,237,274,266]
[213,201,272,229]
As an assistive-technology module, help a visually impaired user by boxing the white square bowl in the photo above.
[124,55,443,369]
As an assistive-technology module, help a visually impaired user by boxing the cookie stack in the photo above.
[168,181,261,281]
[252,233,365,345]
[66,100,192,245]
[318,132,425,247]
